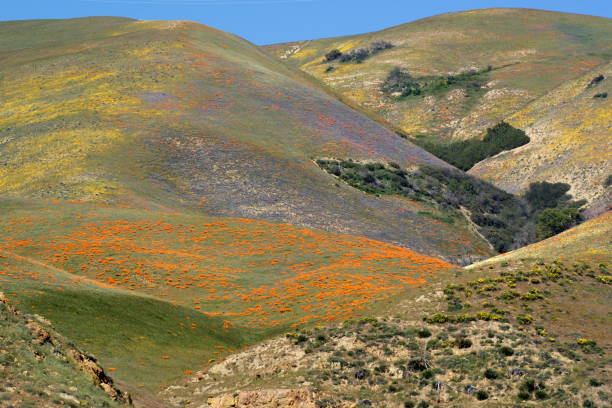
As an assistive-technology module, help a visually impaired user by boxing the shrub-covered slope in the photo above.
[264,8,612,142]
[467,211,611,268]
[469,62,612,208]
[0,17,493,261]
[163,219,612,408]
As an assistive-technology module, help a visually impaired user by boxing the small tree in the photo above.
[324,49,342,62]
[536,207,581,240]
[381,67,421,96]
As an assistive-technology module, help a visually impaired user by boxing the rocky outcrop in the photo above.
[0,292,131,405]
[207,389,316,408]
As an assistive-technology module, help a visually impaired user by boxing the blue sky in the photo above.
[2,0,610,45]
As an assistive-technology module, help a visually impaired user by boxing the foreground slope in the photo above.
[0,292,129,407]
[265,8,612,141]
[164,215,612,408]
[0,199,457,393]
[469,62,612,208]
[0,17,492,261]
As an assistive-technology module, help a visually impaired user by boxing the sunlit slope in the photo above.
[0,17,491,260]
[264,8,612,141]
[469,62,612,207]
[0,199,457,387]
[467,211,611,268]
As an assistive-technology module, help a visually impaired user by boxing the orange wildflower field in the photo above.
[0,199,456,329]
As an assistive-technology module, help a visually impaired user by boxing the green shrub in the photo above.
[536,208,582,240]
[475,390,489,400]
[484,368,500,379]
[521,288,544,301]
[589,378,603,387]
[381,67,421,96]
[315,158,532,253]
[524,181,572,212]
[455,337,473,349]
[499,345,514,356]
[499,290,520,300]
[417,328,432,338]
[413,122,529,171]
[324,49,342,62]
[516,314,533,325]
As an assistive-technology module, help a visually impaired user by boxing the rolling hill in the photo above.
[264,8,612,142]
[469,61,611,209]
[0,17,495,262]
[0,198,459,398]
[163,212,612,408]
[0,12,610,408]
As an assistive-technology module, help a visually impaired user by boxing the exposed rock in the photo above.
[0,291,131,405]
[208,389,315,408]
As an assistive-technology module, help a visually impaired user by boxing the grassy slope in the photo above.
[0,199,458,393]
[0,295,126,407]
[164,216,612,407]
[0,17,493,262]
[264,8,612,142]
[469,62,612,206]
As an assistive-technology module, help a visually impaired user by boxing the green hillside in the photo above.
[0,291,129,407]
[0,17,495,262]
[264,8,612,142]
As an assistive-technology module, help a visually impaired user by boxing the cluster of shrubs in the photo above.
[522,181,586,240]
[587,74,605,88]
[380,66,492,97]
[324,41,394,64]
[412,121,530,171]
[315,158,532,252]
[381,68,422,96]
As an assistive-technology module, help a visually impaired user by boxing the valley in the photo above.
[0,7,609,408]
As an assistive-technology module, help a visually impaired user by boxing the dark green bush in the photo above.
[484,368,500,379]
[536,208,582,240]
[413,122,530,171]
[587,74,605,87]
[324,49,342,62]
[381,68,422,96]
[417,328,432,338]
[475,390,489,400]
[589,378,603,387]
[455,337,473,348]
[523,182,574,212]
[330,41,394,64]
[381,66,491,98]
